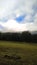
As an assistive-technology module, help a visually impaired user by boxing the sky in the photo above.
[0,0,37,32]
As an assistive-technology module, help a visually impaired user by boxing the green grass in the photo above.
[0,41,37,65]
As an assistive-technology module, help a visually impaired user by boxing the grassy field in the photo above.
[0,41,37,65]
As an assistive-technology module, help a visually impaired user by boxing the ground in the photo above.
[0,41,37,65]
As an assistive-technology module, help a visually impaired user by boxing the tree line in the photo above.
[0,31,37,43]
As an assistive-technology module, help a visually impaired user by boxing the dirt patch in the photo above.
[4,54,21,60]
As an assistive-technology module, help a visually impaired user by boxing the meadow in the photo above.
[0,41,37,65]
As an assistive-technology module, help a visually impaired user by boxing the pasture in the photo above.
[0,41,37,65]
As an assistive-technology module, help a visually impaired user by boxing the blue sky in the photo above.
[15,15,25,23]
[0,0,37,32]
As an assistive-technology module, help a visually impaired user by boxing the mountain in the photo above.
[31,31,37,34]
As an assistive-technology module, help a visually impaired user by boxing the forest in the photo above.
[0,31,37,43]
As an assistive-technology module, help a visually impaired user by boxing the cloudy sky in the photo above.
[0,0,37,32]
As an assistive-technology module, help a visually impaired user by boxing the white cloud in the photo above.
[0,0,37,19]
[0,0,18,19]
[0,0,37,32]
[0,19,28,32]
[34,14,37,23]
[0,19,37,32]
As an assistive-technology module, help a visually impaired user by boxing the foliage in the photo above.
[0,31,37,43]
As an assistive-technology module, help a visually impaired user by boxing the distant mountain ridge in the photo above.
[31,31,37,34]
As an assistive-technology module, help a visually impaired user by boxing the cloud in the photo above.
[0,0,18,19]
[0,0,37,32]
[0,19,28,32]
[0,19,37,32]
[0,0,37,20]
